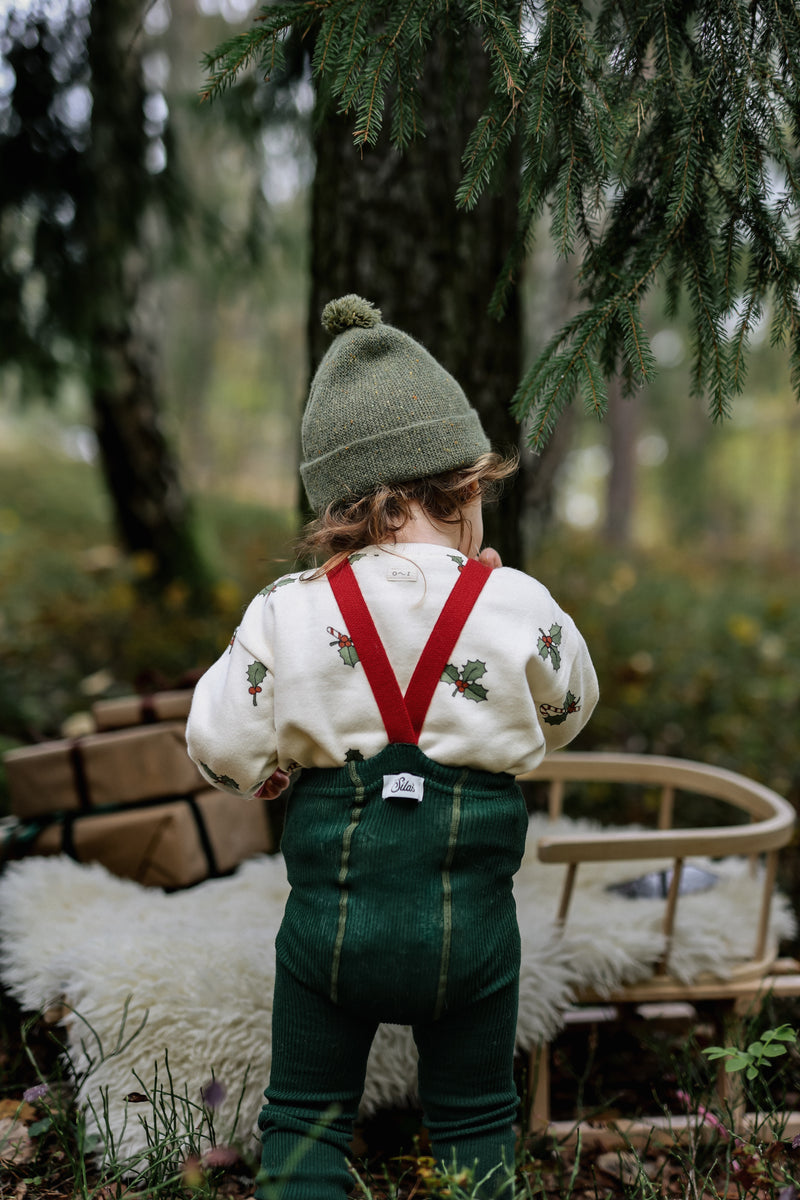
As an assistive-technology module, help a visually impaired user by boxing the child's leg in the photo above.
[256,962,378,1200]
[413,980,520,1198]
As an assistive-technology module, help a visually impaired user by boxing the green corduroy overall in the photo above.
[257,560,529,1200]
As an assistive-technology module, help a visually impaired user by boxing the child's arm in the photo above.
[527,602,599,755]
[480,548,598,754]
[186,594,280,798]
[478,546,598,753]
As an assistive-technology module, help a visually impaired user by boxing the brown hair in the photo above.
[297,451,518,576]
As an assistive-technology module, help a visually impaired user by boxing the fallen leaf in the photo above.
[0,1117,36,1165]
[0,1100,37,1122]
[42,1002,68,1024]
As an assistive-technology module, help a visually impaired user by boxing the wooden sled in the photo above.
[516,752,800,1147]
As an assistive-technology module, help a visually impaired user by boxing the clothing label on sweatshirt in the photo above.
[382,772,425,803]
[385,564,419,582]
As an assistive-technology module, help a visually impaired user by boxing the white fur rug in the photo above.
[0,813,794,1165]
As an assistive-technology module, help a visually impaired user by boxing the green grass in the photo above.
[3,986,800,1199]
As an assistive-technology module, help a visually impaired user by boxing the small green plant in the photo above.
[352,1153,524,1199]
[6,983,800,1198]
[702,1024,798,1082]
[12,999,255,1198]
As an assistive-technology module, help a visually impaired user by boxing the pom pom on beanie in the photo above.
[321,295,382,334]
[300,295,490,513]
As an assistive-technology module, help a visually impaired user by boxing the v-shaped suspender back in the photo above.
[328,556,491,745]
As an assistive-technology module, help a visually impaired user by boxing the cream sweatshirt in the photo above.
[186,543,599,796]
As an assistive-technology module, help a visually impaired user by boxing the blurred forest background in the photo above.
[0,0,799,883]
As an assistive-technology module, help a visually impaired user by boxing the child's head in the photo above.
[298,295,517,565]
[298,451,517,565]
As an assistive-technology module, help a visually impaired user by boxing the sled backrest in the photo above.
[517,752,795,974]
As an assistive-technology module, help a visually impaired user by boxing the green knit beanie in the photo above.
[300,295,491,513]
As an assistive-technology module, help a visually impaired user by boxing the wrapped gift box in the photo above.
[16,790,272,890]
[3,697,278,889]
[92,690,193,732]
[4,723,204,821]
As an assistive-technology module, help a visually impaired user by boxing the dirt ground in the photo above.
[2,995,800,1199]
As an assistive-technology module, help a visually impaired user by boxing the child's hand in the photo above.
[255,769,291,800]
[477,547,503,570]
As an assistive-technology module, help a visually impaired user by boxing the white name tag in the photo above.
[382,772,425,803]
[386,564,419,582]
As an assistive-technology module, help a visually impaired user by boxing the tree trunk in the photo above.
[90,322,206,587]
[85,0,208,597]
[307,31,525,566]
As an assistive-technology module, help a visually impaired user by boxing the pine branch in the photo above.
[201,3,318,102]
[473,3,525,96]
[458,108,521,208]
[621,299,656,385]
[729,285,764,394]
[685,233,730,418]
[201,26,283,103]
[200,0,800,432]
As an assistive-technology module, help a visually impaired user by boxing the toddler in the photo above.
[186,295,599,1199]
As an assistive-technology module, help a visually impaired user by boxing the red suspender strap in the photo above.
[328,556,491,745]
[404,557,491,738]
[328,561,417,744]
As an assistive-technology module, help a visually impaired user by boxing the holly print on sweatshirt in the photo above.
[539,691,582,726]
[440,659,489,702]
[328,627,360,667]
[186,544,599,792]
[538,624,562,670]
[247,661,268,704]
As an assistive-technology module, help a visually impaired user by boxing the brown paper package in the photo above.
[92,690,193,732]
[5,723,205,820]
[29,790,273,889]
